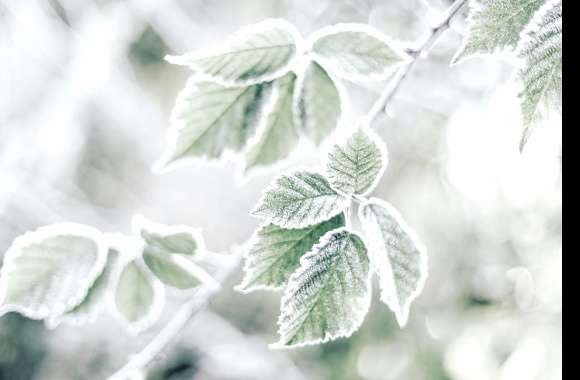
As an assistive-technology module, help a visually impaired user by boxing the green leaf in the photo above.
[452,0,544,64]
[236,213,346,292]
[273,228,371,348]
[244,72,299,173]
[517,0,562,151]
[0,224,107,320]
[114,260,164,333]
[252,171,350,228]
[142,250,216,290]
[326,128,386,195]
[133,215,203,256]
[166,19,300,85]
[310,24,410,82]
[358,199,427,327]
[294,61,342,145]
[156,79,272,170]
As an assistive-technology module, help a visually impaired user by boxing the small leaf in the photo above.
[143,250,216,290]
[326,128,387,195]
[133,214,203,256]
[166,19,300,85]
[114,260,164,333]
[0,224,107,320]
[294,61,341,145]
[310,24,410,82]
[252,171,350,228]
[236,213,345,292]
[156,79,273,170]
[273,228,371,348]
[452,0,544,64]
[517,0,562,151]
[244,72,299,172]
[359,199,427,327]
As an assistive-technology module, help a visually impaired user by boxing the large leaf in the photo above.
[452,0,544,64]
[273,228,371,348]
[166,19,300,85]
[142,250,216,290]
[517,0,562,150]
[326,128,387,195]
[114,260,164,333]
[252,171,350,228]
[294,61,341,145]
[244,72,299,173]
[0,224,107,320]
[156,79,272,170]
[133,214,203,256]
[236,213,345,292]
[359,199,427,327]
[309,24,410,82]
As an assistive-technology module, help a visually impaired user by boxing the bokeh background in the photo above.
[0,0,562,379]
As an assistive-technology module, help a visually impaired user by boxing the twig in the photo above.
[108,254,242,380]
[364,0,469,126]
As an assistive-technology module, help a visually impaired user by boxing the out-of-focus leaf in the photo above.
[236,213,345,292]
[142,250,216,290]
[133,215,203,256]
[273,228,371,348]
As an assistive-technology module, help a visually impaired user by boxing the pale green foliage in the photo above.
[158,79,272,168]
[0,224,107,321]
[245,73,299,172]
[517,0,562,150]
[114,260,164,332]
[252,171,350,228]
[453,0,544,64]
[294,62,341,145]
[310,24,409,81]
[140,230,198,256]
[236,213,345,292]
[274,229,371,348]
[166,19,299,85]
[359,199,427,327]
[142,251,213,290]
[326,128,386,195]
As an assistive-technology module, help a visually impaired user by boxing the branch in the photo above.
[109,253,242,380]
[364,0,469,125]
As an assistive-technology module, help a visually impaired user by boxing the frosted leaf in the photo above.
[294,61,341,145]
[326,128,387,195]
[166,19,300,85]
[252,171,350,228]
[452,0,544,64]
[273,228,371,348]
[244,72,299,173]
[142,250,217,290]
[517,0,562,150]
[0,224,107,320]
[359,199,427,327]
[309,24,410,82]
[114,259,164,333]
[132,214,204,256]
[236,213,345,292]
[156,79,272,171]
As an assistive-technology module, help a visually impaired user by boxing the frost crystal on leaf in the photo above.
[326,128,387,195]
[157,79,272,170]
[294,61,342,145]
[236,213,345,292]
[114,260,164,334]
[517,0,562,150]
[273,228,371,348]
[309,24,410,82]
[252,171,350,228]
[142,251,216,290]
[452,0,544,64]
[358,199,427,327]
[0,224,108,320]
[133,214,204,256]
[166,19,300,85]
[244,72,299,172]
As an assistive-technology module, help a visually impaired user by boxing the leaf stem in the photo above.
[364,0,469,126]
[108,253,241,380]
